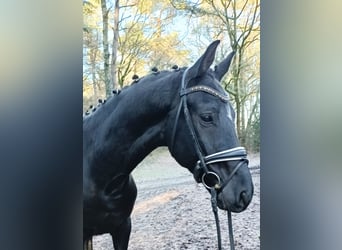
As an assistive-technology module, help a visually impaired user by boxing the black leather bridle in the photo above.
[171,67,249,250]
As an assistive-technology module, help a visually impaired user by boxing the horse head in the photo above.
[167,40,253,212]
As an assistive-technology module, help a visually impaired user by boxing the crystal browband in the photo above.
[180,85,229,102]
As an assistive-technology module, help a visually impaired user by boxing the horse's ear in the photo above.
[214,51,235,81]
[187,40,220,80]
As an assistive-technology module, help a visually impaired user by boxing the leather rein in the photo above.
[170,67,249,250]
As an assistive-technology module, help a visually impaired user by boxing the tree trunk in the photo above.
[111,0,119,92]
[232,51,243,141]
[90,50,98,103]
[101,0,111,98]
[246,94,259,151]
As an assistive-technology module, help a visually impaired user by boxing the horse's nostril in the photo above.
[240,191,249,205]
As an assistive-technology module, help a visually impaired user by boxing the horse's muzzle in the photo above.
[192,147,254,212]
[216,166,254,212]
[217,190,252,212]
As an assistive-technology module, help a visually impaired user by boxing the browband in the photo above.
[180,85,229,102]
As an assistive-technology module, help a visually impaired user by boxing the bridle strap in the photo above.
[210,189,222,249]
[170,97,184,152]
[171,67,210,174]
[182,95,210,173]
[210,189,236,250]
[227,210,235,250]
[218,160,247,191]
[203,146,247,162]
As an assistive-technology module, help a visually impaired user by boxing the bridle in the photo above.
[170,67,249,250]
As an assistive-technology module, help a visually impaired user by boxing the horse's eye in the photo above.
[200,114,213,123]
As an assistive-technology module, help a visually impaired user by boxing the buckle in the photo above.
[202,171,221,189]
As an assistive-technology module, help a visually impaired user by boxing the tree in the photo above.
[83,0,103,106]
[114,0,190,87]
[110,0,120,91]
[101,0,112,97]
[83,0,193,112]
[84,29,101,103]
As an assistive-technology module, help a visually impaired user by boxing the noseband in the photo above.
[171,67,249,250]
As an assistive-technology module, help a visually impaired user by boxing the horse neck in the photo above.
[93,72,180,175]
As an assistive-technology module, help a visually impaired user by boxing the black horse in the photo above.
[83,40,254,250]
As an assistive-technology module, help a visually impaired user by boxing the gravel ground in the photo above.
[93,148,260,250]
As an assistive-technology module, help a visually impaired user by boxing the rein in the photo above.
[171,68,249,250]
